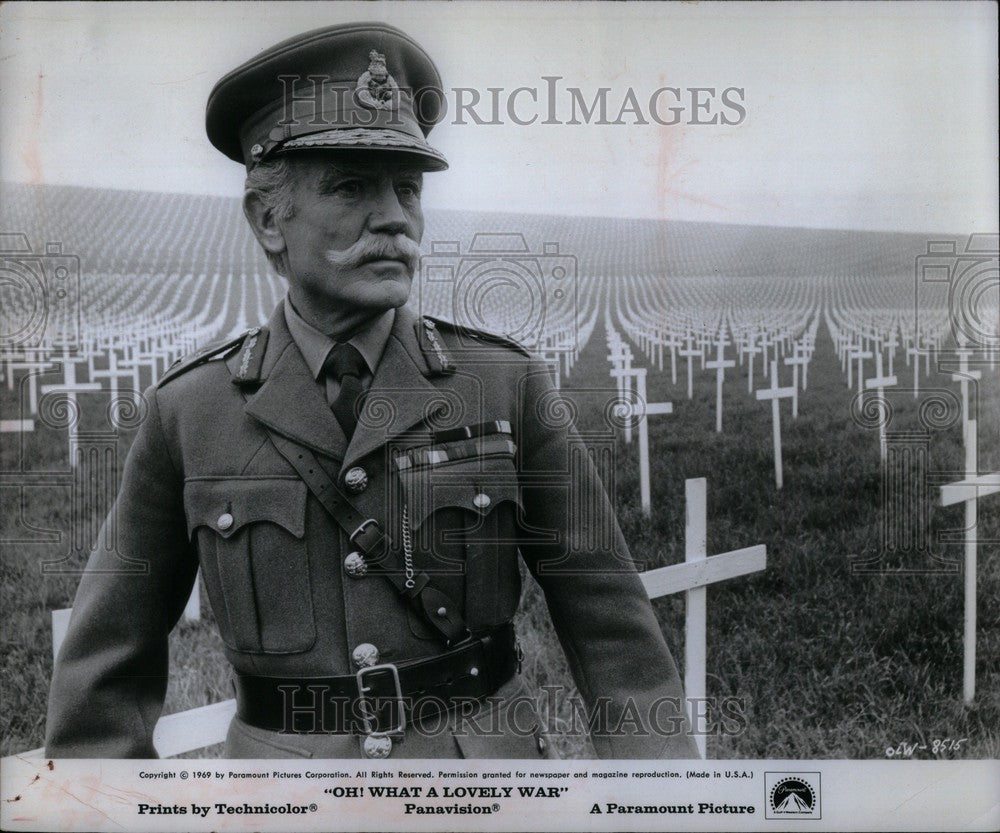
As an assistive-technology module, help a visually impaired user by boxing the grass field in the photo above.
[2,316,998,760]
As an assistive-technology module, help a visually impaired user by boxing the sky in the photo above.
[1,1,997,234]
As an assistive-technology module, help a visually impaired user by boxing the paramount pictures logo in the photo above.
[765,772,821,820]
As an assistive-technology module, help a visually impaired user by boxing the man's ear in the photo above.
[243,190,288,259]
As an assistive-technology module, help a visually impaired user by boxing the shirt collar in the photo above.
[283,294,395,380]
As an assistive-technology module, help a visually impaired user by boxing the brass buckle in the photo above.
[350,518,379,543]
[356,663,407,738]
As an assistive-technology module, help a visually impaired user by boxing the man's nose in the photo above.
[367,183,409,236]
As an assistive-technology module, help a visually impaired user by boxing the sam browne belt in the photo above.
[233,623,518,735]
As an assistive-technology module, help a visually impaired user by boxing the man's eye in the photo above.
[335,181,362,196]
[397,181,422,198]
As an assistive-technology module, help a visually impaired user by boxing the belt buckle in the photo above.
[350,518,379,544]
[356,662,407,738]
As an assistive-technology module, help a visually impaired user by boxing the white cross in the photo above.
[848,346,874,394]
[664,334,681,383]
[90,348,141,405]
[907,344,930,398]
[704,334,735,433]
[759,333,773,378]
[678,335,702,400]
[886,331,899,377]
[4,354,55,415]
[621,368,674,516]
[783,349,810,419]
[697,333,712,370]
[756,360,796,488]
[639,478,766,758]
[950,349,982,441]
[40,354,101,468]
[743,333,762,394]
[609,364,640,445]
[796,341,813,390]
[939,418,1000,704]
[836,333,851,374]
[864,352,898,462]
[120,343,161,389]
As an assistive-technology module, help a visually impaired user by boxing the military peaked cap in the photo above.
[206,22,448,171]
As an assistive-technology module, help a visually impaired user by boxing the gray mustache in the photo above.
[324,234,421,273]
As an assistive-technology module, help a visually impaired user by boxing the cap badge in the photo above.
[356,50,399,111]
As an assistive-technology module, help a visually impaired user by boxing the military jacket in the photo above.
[45,304,697,759]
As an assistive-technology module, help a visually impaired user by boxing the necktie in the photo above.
[323,342,368,440]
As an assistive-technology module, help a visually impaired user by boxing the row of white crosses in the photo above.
[617,277,996,709]
[537,279,604,387]
[1,268,266,420]
[828,301,999,705]
[0,270,285,626]
[616,278,819,411]
[827,311,950,466]
[613,284,821,489]
[938,340,999,705]
[826,305,951,402]
[604,311,674,515]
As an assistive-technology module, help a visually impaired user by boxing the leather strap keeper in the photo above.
[233,624,518,735]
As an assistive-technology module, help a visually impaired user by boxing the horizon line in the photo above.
[0,179,984,241]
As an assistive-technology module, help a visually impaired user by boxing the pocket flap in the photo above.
[397,457,522,530]
[183,477,306,540]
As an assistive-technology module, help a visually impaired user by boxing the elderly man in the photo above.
[45,22,697,760]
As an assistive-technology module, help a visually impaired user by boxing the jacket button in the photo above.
[473,492,491,509]
[344,467,368,493]
[344,551,367,578]
[362,734,393,758]
[352,643,380,668]
[217,512,234,531]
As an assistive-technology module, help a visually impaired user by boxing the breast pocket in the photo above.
[397,456,524,631]
[184,476,316,654]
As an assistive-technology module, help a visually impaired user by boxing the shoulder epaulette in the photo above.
[230,326,269,385]
[423,315,532,359]
[155,329,254,389]
[414,316,455,375]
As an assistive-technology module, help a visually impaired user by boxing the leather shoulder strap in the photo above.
[266,432,470,647]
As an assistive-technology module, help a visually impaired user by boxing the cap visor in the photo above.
[279,127,448,171]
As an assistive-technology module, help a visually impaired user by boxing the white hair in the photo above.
[244,157,296,274]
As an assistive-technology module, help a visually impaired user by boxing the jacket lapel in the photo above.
[344,305,446,467]
[243,303,349,461]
